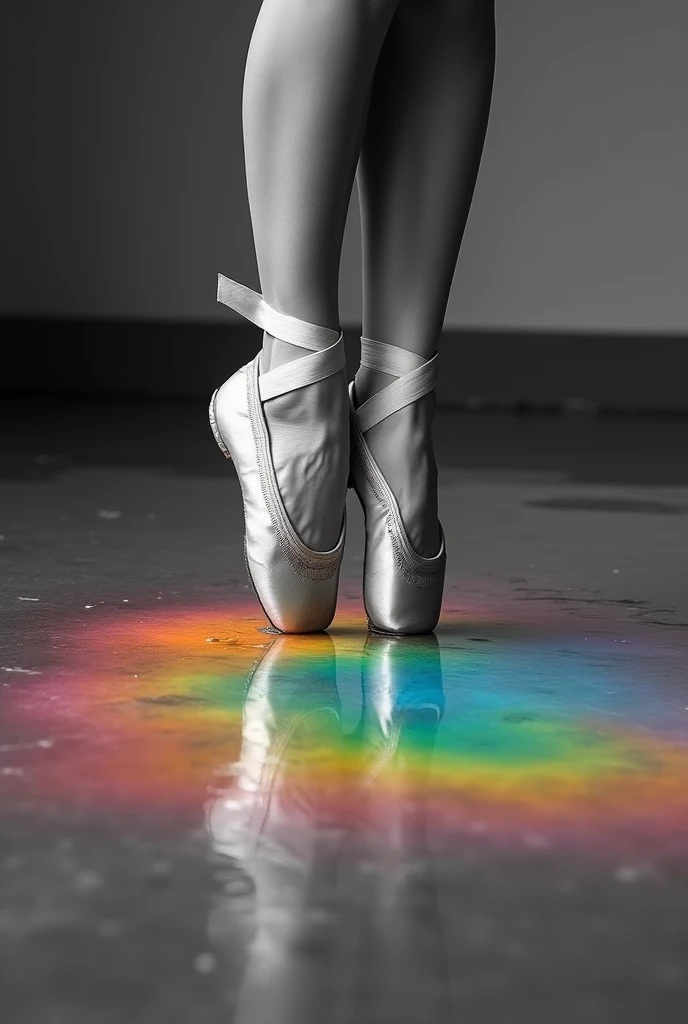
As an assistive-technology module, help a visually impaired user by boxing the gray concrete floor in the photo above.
[1,399,688,1023]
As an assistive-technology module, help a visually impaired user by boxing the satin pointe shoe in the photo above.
[349,338,446,634]
[210,275,347,634]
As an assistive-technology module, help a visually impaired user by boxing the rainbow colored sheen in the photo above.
[3,596,688,858]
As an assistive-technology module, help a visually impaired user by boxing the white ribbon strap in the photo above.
[360,337,426,377]
[355,338,438,434]
[258,339,345,401]
[217,274,345,400]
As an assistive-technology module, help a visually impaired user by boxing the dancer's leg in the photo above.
[355,0,496,555]
[242,0,400,549]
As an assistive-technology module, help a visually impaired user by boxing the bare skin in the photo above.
[241,0,495,553]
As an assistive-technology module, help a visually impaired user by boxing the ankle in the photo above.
[265,367,348,427]
[356,368,437,436]
[261,331,309,373]
[353,364,395,406]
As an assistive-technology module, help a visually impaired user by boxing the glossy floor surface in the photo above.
[1,400,688,1023]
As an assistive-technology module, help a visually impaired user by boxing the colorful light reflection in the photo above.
[2,597,688,859]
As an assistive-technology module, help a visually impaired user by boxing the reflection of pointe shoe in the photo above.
[356,633,445,782]
[207,634,341,866]
[210,275,346,634]
[349,339,446,635]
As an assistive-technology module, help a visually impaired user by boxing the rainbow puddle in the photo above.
[3,596,688,862]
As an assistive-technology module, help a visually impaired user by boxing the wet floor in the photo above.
[1,401,688,1023]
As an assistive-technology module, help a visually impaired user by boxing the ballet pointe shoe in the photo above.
[349,338,446,634]
[210,275,347,634]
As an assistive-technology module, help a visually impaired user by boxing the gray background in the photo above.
[3,0,687,333]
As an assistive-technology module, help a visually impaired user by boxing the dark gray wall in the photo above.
[3,0,687,331]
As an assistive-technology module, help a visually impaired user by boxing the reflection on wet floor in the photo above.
[3,595,688,1021]
[207,633,448,1022]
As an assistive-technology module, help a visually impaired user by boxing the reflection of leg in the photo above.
[242,0,401,549]
[355,0,496,555]
[206,635,344,1022]
[206,874,257,1021]
[234,827,347,1024]
[343,634,452,1021]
